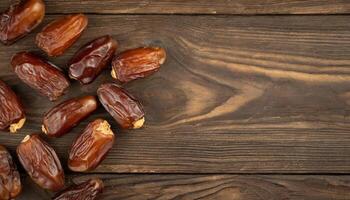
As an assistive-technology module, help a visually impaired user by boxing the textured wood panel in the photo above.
[1,15,350,173]
[1,0,350,14]
[17,175,350,200]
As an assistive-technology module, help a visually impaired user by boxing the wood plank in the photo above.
[1,15,350,173]
[1,0,350,14]
[17,174,350,199]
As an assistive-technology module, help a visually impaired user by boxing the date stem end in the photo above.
[41,125,48,134]
[111,69,117,79]
[96,120,113,135]
[133,117,145,129]
[9,118,26,133]
[21,135,30,143]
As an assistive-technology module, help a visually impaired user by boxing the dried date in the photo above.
[36,14,88,56]
[68,35,117,85]
[0,145,21,199]
[97,83,145,129]
[42,96,98,137]
[11,52,70,101]
[68,119,115,172]
[0,0,45,45]
[53,178,103,200]
[17,134,65,191]
[111,47,166,83]
[0,80,26,133]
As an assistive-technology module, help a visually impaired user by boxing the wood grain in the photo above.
[1,0,350,14]
[1,15,350,173]
[17,174,350,200]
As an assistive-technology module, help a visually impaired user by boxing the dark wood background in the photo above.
[1,0,350,199]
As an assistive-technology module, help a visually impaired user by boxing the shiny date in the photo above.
[0,145,21,199]
[53,178,103,200]
[17,134,65,191]
[68,35,117,85]
[97,83,145,129]
[111,47,166,83]
[68,119,114,172]
[11,52,70,101]
[42,96,98,137]
[0,80,26,133]
[36,14,88,56]
[0,0,45,45]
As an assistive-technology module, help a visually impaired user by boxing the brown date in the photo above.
[53,178,103,200]
[42,96,98,137]
[68,119,115,172]
[97,83,145,129]
[111,47,166,83]
[36,14,88,56]
[68,35,118,85]
[0,145,21,199]
[0,80,26,133]
[11,52,70,101]
[17,134,65,191]
[0,0,45,45]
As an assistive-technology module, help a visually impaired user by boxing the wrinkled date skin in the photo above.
[42,96,98,137]
[53,178,103,200]
[97,83,145,129]
[0,0,45,45]
[11,52,70,101]
[111,47,166,83]
[68,35,118,85]
[36,14,88,56]
[17,134,65,191]
[0,145,21,199]
[68,119,115,172]
[0,80,26,133]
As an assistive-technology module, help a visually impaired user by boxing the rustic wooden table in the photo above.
[1,0,350,199]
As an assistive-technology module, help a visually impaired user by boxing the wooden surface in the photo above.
[1,0,350,199]
[15,175,350,199]
[2,0,350,14]
[2,15,350,173]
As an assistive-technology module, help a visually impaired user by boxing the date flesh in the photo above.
[0,80,26,133]
[0,145,21,199]
[53,178,103,200]
[11,52,70,101]
[97,83,145,129]
[0,0,45,45]
[17,134,64,191]
[68,35,117,85]
[111,47,166,83]
[42,96,98,137]
[68,119,114,172]
[36,14,88,56]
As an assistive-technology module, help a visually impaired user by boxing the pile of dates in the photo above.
[0,0,166,199]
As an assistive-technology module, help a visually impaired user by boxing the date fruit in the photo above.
[0,80,26,133]
[0,145,21,199]
[36,14,88,56]
[11,52,70,101]
[68,35,118,85]
[68,119,115,172]
[53,178,103,200]
[0,0,45,45]
[97,83,145,129]
[42,96,98,137]
[17,134,64,191]
[111,47,166,83]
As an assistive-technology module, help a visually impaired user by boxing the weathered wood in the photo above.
[1,15,350,173]
[17,174,350,200]
[1,0,350,14]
